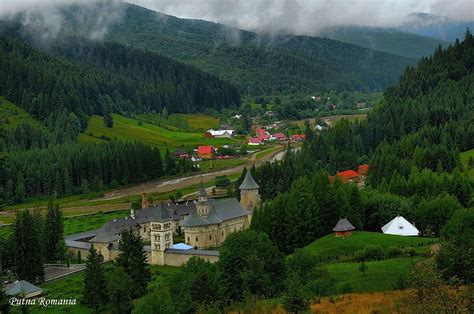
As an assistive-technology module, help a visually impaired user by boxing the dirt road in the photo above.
[101,146,285,200]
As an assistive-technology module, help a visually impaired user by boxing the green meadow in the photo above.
[0,97,46,131]
[460,149,474,179]
[326,257,418,293]
[81,114,240,151]
[302,231,435,259]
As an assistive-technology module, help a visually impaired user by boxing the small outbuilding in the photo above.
[332,218,356,237]
[382,216,419,236]
[5,280,43,298]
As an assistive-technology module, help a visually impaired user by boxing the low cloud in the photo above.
[0,0,472,38]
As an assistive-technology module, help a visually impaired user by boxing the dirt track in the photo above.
[101,147,285,200]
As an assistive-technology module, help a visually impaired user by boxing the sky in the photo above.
[0,0,473,36]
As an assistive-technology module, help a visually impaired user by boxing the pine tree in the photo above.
[116,229,151,298]
[13,210,44,283]
[109,267,134,314]
[83,245,107,312]
[0,273,9,314]
[44,200,66,261]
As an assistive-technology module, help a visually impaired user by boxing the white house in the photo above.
[206,129,234,138]
[381,216,419,236]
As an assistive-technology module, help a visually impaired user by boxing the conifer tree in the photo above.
[44,200,66,261]
[13,210,44,283]
[108,267,134,314]
[116,229,151,298]
[0,273,9,314]
[83,244,107,312]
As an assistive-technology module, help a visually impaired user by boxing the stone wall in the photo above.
[163,251,219,266]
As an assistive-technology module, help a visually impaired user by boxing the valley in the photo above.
[0,2,472,314]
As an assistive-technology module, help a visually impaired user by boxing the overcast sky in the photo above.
[0,0,473,36]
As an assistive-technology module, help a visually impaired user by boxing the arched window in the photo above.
[196,237,198,242]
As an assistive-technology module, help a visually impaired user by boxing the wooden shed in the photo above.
[332,218,356,237]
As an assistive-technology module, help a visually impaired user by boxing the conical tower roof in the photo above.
[198,183,207,197]
[239,170,259,190]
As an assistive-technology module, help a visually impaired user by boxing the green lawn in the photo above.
[326,257,418,293]
[81,114,239,151]
[460,149,474,179]
[303,231,436,259]
[172,114,219,130]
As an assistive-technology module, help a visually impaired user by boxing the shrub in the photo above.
[354,249,365,261]
[337,282,353,294]
[363,245,384,261]
[386,246,404,258]
[404,247,417,257]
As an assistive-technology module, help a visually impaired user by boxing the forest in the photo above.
[0,23,240,128]
[0,23,239,205]
[53,2,414,96]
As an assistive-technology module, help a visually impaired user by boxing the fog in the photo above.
[0,0,472,37]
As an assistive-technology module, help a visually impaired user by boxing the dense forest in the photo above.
[0,24,240,128]
[0,23,239,205]
[42,2,415,96]
[246,31,474,253]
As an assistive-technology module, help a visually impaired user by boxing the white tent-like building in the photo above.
[381,216,420,236]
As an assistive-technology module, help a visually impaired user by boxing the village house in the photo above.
[248,137,263,145]
[173,148,190,159]
[204,129,234,138]
[332,218,356,237]
[329,164,369,186]
[65,172,261,266]
[274,132,287,142]
[197,145,214,159]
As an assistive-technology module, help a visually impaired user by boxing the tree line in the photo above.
[0,141,196,205]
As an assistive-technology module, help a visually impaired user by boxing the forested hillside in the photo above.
[321,26,447,59]
[248,31,474,253]
[0,24,239,205]
[0,25,240,128]
[52,3,414,95]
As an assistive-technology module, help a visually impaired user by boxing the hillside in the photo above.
[321,27,447,59]
[48,2,415,95]
[0,24,240,129]
[302,231,434,259]
[81,114,239,151]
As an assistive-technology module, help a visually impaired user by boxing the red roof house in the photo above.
[248,137,262,145]
[197,145,214,159]
[274,133,287,141]
[358,164,369,176]
[331,170,360,183]
[258,134,270,141]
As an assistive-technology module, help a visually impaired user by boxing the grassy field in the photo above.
[171,113,219,130]
[460,149,474,179]
[81,114,239,151]
[321,113,367,126]
[326,257,418,293]
[0,98,46,131]
[302,231,436,259]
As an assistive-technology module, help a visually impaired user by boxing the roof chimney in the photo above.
[142,192,148,209]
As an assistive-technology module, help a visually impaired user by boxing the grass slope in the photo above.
[460,149,474,179]
[303,231,435,259]
[81,114,239,151]
[326,257,417,293]
[0,97,45,131]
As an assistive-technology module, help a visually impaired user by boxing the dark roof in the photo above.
[182,198,250,227]
[6,280,42,296]
[166,249,220,256]
[239,171,259,190]
[90,216,140,243]
[332,218,356,232]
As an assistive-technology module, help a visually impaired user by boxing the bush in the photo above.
[404,247,417,257]
[363,245,384,261]
[386,246,404,258]
[353,249,365,261]
[337,282,353,294]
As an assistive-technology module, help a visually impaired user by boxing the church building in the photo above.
[65,170,261,265]
[182,170,260,248]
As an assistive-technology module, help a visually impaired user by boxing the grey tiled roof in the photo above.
[90,216,140,243]
[239,171,259,190]
[332,218,356,232]
[182,198,250,227]
[6,280,42,296]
